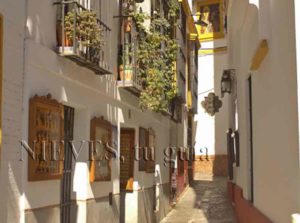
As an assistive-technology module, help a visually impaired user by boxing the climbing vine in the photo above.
[133,0,180,112]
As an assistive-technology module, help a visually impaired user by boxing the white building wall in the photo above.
[228,0,300,222]
[195,40,229,156]
[19,0,174,222]
[0,0,26,222]
[0,0,191,222]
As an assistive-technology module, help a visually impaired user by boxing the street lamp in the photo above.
[221,69,235,97]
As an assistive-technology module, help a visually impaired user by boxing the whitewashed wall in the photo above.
[0,0,26,222]
[195,39,229,156]
[20,0,173,222]
[228,0,300,222]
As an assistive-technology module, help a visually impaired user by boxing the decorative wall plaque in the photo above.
[28,94,64,181]
[90,117,112,182]
[201,92,222,116]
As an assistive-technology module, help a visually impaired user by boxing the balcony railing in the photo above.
[117,17,142,94]
[55,1,112,75]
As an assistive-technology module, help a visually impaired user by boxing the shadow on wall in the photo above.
[136,169,170,223]
[119,165,171,223]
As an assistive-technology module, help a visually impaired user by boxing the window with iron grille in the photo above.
[90,0,111,28]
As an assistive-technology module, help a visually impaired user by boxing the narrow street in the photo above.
[161,174,236,223]
[2,0,300,222]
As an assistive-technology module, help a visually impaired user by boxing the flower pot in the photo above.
[124,66,133,81]
[56,23,73,47]
[124,19,132,33]
[119,64,124,80]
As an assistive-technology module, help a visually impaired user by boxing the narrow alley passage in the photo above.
[161,174,236,223]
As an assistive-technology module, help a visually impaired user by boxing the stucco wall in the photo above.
[195,41,229,156]
[228,0,300,222]
[19,0,174,222]
[0,0,26,222]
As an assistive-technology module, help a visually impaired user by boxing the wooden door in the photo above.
[120,128,135,191]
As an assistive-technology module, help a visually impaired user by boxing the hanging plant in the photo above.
[64,10,104,51]
[132,0,180,112]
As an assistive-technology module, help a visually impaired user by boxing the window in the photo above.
[151,0,162,16]
[91,0,111,28]
[55,0,112,74]
[90,117,112,182]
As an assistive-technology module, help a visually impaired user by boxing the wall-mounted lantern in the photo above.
[221,69,235,98]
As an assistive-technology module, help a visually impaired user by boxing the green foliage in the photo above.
[133,0,180,112]
[168,0,180,20]
[64,10,103,50]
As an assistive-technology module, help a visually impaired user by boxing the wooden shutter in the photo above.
[146,128,155,173]
[139,127,148,171]
[28,94,64,181]
[90,116,112,182]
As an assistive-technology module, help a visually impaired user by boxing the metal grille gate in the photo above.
[61,106,74,223]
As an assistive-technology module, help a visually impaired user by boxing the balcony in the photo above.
[117,64,142,95]
[117,15,142,94]
[55,1,112,75]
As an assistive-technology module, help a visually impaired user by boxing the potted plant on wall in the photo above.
[124,17,132,33]
[63,10,103,61]
[119,52,125,80]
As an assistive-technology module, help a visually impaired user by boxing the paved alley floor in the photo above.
[160,174,236,223]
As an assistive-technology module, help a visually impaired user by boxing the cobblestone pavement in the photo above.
[160,174,237,223]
